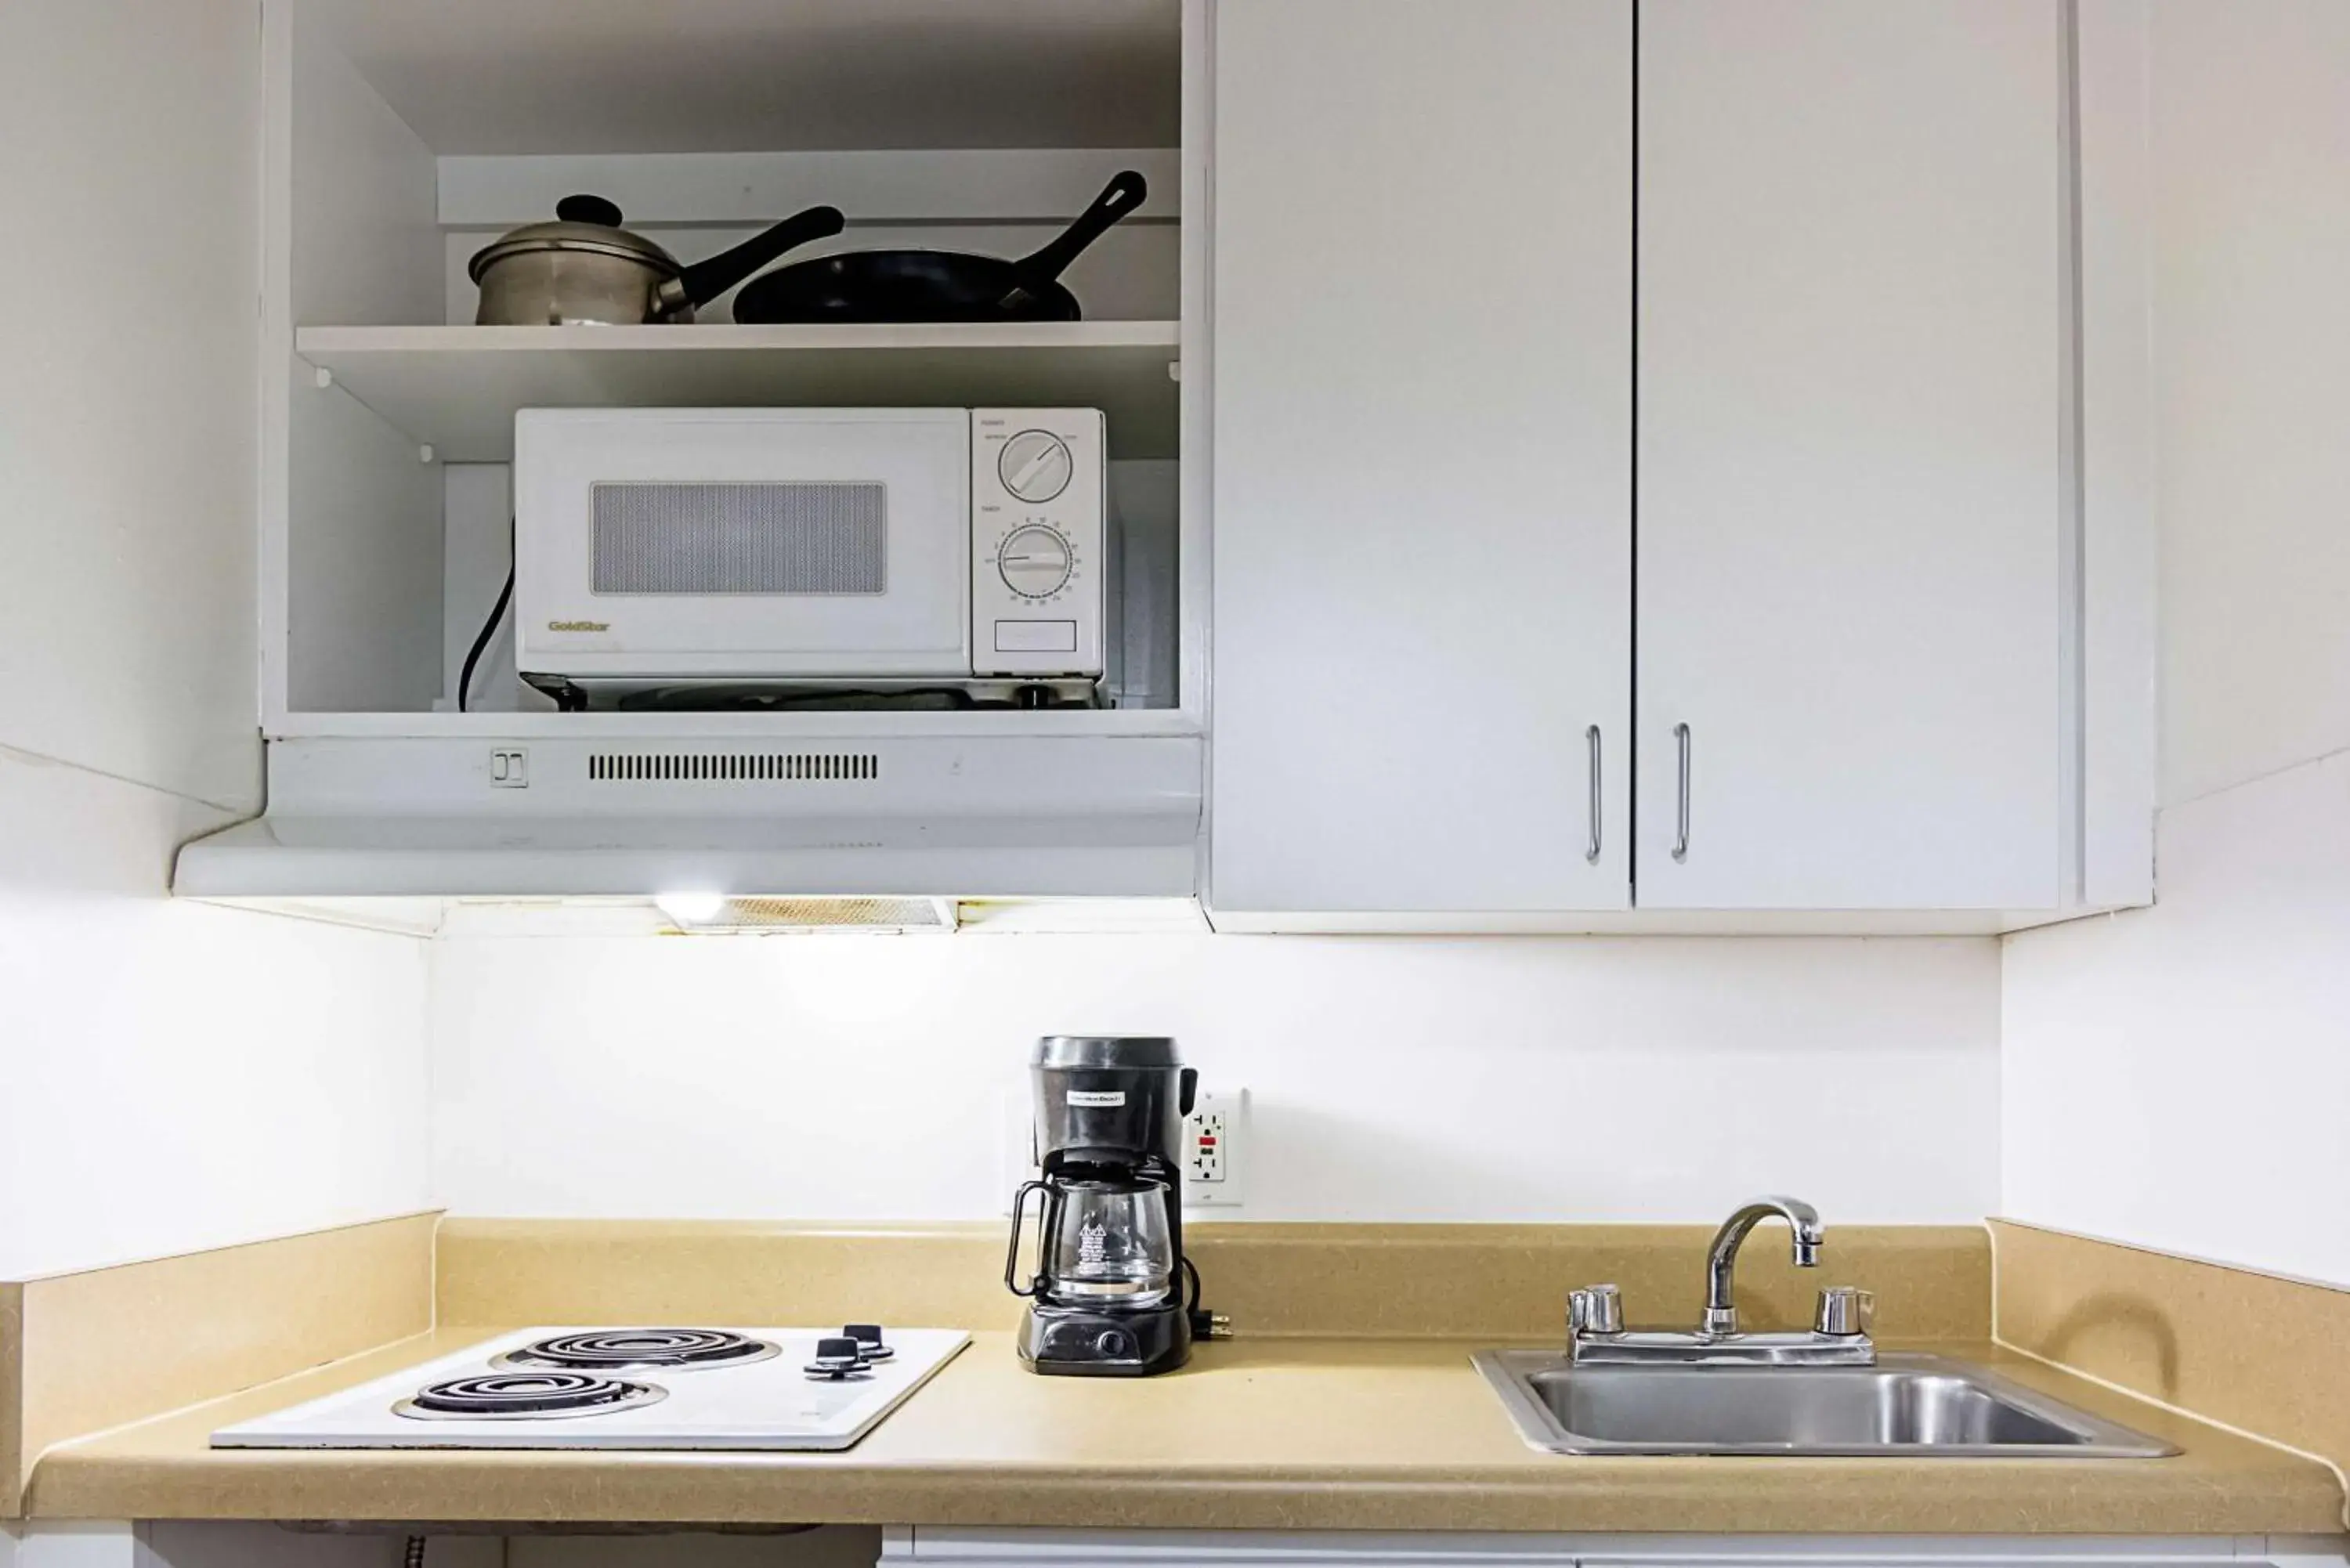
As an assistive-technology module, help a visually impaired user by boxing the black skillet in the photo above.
[732,170,1147,324]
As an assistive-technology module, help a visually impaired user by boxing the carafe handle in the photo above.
[1003,1179,1048,1299]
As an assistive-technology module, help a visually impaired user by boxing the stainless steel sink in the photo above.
[1474,1350,2177,1458]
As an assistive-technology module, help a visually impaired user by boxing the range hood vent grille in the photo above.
[675,896,954,932]
[587,751,880,783]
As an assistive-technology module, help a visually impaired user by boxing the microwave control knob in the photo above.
[998,430,1073,504]
[998,525,1074,599]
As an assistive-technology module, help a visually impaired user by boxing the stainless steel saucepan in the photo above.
[468,194,846,325]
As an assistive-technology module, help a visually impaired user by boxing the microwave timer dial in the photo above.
[997,430,1074,503]
[996,523,1076,599]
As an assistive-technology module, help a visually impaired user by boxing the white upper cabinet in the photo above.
[1207,0,1634,919]
[1635,0,2066,910]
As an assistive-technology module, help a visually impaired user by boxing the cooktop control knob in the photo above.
[843,1324,894,1361]
[997,525,1074,600]
[997,429,1073,504]
[804,1336,870,1381]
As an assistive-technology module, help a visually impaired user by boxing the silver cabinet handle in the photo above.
[1671,723,1692,861]
[1585,725,1603,864]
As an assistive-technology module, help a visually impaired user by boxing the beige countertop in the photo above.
[27,1329,2344,1534]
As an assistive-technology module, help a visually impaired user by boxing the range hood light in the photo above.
[651,894,959,934]
[653,890,729,926]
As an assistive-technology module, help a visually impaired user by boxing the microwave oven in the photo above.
[512,406,1110,706]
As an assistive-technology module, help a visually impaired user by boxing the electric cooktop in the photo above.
[210,1326,970,1452]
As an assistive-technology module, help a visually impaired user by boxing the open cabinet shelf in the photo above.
[297,321,1184,462]
[208,0,1209,901]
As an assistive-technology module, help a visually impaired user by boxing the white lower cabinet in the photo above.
[884,1529,2347,1568]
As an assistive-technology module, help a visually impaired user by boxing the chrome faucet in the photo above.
[1701,1194,1823,1338]
[1563,1195,1875,1367]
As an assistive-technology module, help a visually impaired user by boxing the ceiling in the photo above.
[309,0,1183,155]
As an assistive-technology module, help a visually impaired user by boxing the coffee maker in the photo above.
[1004,1035,1196,1376]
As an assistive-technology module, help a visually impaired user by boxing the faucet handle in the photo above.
[1813,1285,1875,1338]
[1569,1283,1625,1336]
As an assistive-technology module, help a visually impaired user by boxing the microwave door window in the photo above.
[591,482,888,596]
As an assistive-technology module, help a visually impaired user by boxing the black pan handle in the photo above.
[670,204,848,313]
[1000,170,1148,308]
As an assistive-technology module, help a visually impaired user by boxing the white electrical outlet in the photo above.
[1183,1088,1248,1207]
[1189,1108,1227,1182]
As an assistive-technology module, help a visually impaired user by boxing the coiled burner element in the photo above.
[491,1329,781,1374]
[392,1372,667,1421]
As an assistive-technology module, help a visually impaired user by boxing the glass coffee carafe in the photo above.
[1010,1175,1175,1307]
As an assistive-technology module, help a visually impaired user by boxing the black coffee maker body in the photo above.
[1005,1035,1196,1376]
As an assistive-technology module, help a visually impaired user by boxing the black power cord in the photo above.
[1182,1255,1227,1341]
[457,517,516,713]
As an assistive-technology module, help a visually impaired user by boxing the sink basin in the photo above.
[1474,1350,2177,1457]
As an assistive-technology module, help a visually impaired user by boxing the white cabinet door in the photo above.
[1208,0,1632,917]
[1636,0,2065,910]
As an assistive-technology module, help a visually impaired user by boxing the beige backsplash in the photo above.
[1991,1218,2350,1519]
[436,1220,1015,1332]
[1187,1222,1989,1339]
[1,1281,23,1517]
[434,1218,1991,1339]
[2,1212,435,1515]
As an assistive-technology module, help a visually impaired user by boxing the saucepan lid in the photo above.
[468,194,682,283]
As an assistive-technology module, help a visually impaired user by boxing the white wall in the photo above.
[2144,2,2350,809]
[2002,753,2350,1284]
[430,932,2000,1223]
[0,0,434,1281]
[0,0,266,814]
[0,752,434,1280]
[2000,0,2350,1288]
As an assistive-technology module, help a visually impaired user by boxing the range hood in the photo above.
[175,734,1202,900]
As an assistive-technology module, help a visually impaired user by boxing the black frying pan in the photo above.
[733,171,1147,324]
